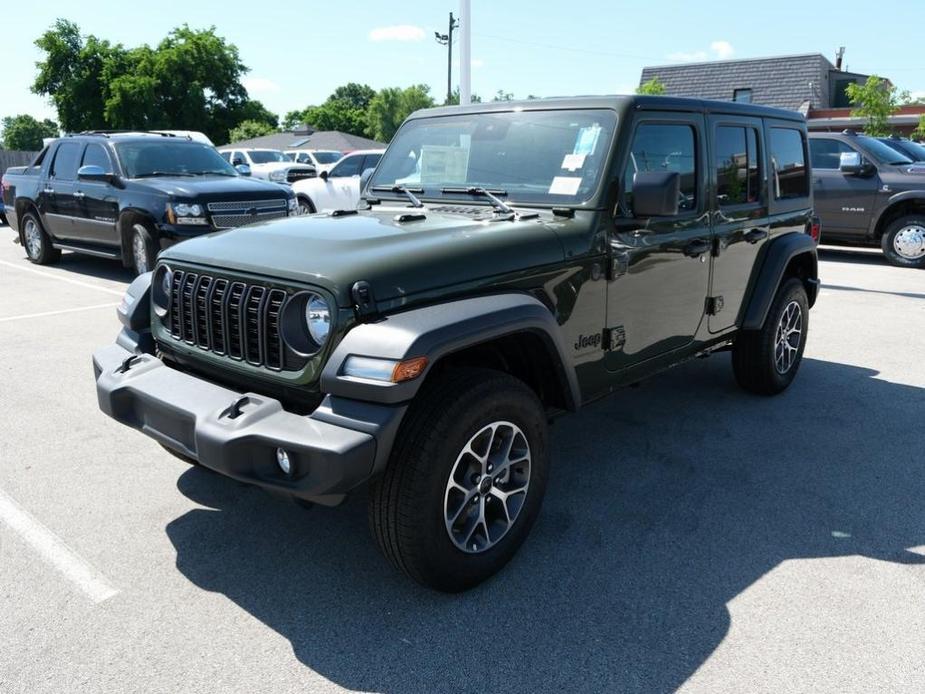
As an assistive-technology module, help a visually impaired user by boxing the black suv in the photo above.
[95,97,819,591]
[809,130,925,267]
[2,132,297,274]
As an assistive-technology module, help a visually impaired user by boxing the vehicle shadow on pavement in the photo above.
[165,356,925,693]
[6,244,134,283]
[817,246,889,266]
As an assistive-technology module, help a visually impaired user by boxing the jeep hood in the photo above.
[160,207,570,306]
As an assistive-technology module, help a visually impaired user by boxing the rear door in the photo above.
[43,141,83,240]
[809,137,876,234]
[606,113,711,371]
[707,116,769,332]
[74,142,120,245]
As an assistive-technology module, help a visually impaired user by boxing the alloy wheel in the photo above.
[24,218,42,258]
[774,300,803,374]
[444,421,531,553]
[132,226,149,274]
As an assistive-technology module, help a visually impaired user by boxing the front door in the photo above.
[606,114,711,371]
[808,137,877,234]
[708,116,770,332]
[74,142,120,245]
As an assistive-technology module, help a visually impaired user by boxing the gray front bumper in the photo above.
[93,343,404,503]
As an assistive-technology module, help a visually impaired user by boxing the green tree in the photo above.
[329,83,376,111]
[1,115,59,150]
[303,99,367,135]
[445,88,482,105]
[636,77,666,95]
[227,119,277,144]
[32,19,275,144]
[365,84,435,141]
[845,75,903,137]
[491,90,514,102]
[912,114,925,142]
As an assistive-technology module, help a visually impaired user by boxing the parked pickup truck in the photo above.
[809,130,925,267]
[94,96,819,591]
[2,132,298,274]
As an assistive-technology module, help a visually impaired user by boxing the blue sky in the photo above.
[5,0,925,124]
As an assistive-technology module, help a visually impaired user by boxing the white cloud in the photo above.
[667,41,735,63]
[369,25,425,42]
[710,40,735,59]
[242,77,281,94]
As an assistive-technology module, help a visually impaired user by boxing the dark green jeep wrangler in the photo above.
[94,96,819,591]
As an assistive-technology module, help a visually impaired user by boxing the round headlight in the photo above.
[175,203,191,216]
[188,203,202,216]
[306,295,330,345]
[152,265,173,317]
[269,170,286,182]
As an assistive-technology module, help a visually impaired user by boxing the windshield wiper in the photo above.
[441,186,514,214]
[135,171,195,178]
[188,170,236,176]
[370,185,424,208]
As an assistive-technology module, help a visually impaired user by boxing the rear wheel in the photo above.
[22,210,61,265]
[129,222,157,275]
[881,215,925,268]
[732,277,809,395]
[369,368,549,592]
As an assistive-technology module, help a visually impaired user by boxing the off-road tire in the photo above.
[732,277,809,395]
[880,215,925,269]
[368,368,549,592]
[128,222,158,276]
[21,210,61,265]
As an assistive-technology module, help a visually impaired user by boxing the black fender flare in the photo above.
[868,190,925,237]
[118,208,159,266]
[320,293,581,409]
[742,233,818,331]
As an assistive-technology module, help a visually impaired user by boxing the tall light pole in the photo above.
[459,0,471,105]
[434,12,459,104]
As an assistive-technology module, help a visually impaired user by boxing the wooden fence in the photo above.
[0,150,39,173]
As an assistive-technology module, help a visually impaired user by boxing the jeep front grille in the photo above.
[166,270,289,370]
[206,198,289,229]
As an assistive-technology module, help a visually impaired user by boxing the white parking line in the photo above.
[0,260,126,297]
[0,302,121,323]
[0,487,119,603]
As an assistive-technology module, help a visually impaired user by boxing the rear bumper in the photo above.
[93,343,405,504]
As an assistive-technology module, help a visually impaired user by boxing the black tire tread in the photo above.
[880,214,925,269]
[22,210,61,265]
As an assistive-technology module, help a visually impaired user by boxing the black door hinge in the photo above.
[603,326,626,351]
[706,296,724,315]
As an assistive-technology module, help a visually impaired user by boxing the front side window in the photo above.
[809,138,855,170]
[219,151,232,163]
[715,126,760,206]
[246,150,290,164]
[370,109,618,205]
[362,153,382,171]
[769,128,808,200]
[624,123,697,212]
[51,142,81,180]
[114,142,238,178]
[330,155,363,177]
[81,143,112,171]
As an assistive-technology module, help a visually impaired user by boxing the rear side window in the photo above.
[770,128,808,199]
[50,142,81,180]
[81,143,112,171]
[809,138,854,170]
[715,126,760,206]
[624,123,697,212]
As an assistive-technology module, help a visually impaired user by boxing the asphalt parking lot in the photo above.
[1,225,923,694]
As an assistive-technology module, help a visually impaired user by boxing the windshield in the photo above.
[881,138,925,162]
[247,150,290,164]
[115,141,238,178]
[313,151,342,164]
[369,109,618,205]
[858,136,913,165]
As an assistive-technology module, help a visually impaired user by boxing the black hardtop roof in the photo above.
[409,94,805,123]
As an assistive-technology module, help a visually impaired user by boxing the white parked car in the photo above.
[290,149,384,214]
[218,148,316,185]
[285,150,343,173]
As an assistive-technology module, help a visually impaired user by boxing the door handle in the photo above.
[683,238,711,258]
[73,191,85,199]
[744,228,768,244]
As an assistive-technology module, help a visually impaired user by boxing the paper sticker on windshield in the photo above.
[561,153,586,172]
[548,176,582,195]
[420,145,470,184]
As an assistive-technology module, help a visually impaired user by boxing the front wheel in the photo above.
[732,277,809,395]
[129,222,157,276]
[368,369,549,592]
[297,196,315,215]
[881,215,925,268]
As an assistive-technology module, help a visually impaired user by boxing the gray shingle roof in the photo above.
[640,53,864,111]
[225,130,386,152]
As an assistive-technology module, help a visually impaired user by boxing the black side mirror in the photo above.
[77,165,118,185]
[319,169,329,181]
[232,158,244,166]
[235,164,252,177]
[632,171,680,217]
[360,167,375,193]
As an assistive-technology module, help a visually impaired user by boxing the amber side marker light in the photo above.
[391,356,428,382]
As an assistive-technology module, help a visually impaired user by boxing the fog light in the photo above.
[276,448,292,475]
